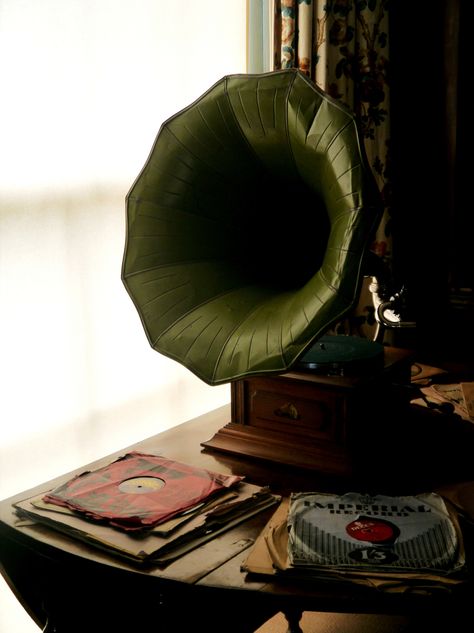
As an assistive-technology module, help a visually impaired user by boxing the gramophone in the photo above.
[122,69,414,476]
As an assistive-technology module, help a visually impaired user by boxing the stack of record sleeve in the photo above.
[14,451,280,566]
[242,489,472,594]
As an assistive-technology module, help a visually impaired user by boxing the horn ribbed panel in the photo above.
[122,69,382,385]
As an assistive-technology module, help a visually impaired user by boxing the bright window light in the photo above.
[0,0,247,195]
[0,0,247,498]
[1,4,248,631]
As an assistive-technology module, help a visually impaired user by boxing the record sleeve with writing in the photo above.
[15,481,279,566]
[42,451,243,530]
[242,490,469,593]
[287,491,465,575]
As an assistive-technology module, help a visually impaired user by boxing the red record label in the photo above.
[346,517,399,543]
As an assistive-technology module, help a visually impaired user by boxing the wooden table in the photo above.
[1,403,473,633]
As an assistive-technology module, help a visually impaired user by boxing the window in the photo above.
[1,3,248,629]
[0,1,247,499]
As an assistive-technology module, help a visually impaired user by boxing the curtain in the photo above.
[274,0,391,337]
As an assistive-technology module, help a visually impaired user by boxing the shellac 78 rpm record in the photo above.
[42,451,243,530]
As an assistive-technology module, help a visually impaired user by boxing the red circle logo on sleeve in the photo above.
[346,516,400,543]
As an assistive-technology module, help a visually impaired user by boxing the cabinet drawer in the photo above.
[235,377,349,444]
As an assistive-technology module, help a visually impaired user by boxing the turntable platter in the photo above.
[297,335,384,374]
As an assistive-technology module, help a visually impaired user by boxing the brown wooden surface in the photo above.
[1,401,474,631]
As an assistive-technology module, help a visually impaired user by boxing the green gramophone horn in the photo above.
[122,69,382,386]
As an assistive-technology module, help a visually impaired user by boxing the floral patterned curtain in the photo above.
[274,0,391,337]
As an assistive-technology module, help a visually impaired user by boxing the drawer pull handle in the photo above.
[274,402,300,420]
